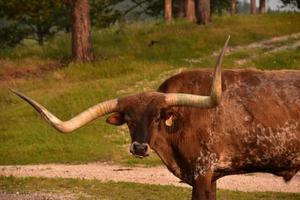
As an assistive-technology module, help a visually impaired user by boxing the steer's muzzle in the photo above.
[130,141,150,158]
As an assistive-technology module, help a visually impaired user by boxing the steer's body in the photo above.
[155,69,300,198]
[12,38,300,200]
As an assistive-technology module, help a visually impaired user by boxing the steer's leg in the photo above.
[210,181,217,200]
[192,172,215,200]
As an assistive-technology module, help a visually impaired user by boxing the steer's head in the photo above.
[10,36,230,158]
[106,92,166,157]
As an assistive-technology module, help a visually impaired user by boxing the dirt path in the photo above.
[0,163,299,193]
[226,32,300,54]
[183,32,300,66]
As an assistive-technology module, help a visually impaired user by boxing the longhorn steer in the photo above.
[12,37,300,200]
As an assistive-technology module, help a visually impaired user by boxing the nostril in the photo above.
[133,143,139,151]
[144,145,148,151]
[133,142,148,151]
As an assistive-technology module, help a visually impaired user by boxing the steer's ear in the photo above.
[106,113,125,126]
[161,109,181,133]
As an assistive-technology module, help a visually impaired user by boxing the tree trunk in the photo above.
[230,0,237,15]
[37,35,44,46]
[196,0,211,25]
[186,0,196,22]
[36,26,44,46]
[178,0,186,18]
[259,0,266,14]
[250,0,256,14]
[165,0,172,24]
[70,0,93,62]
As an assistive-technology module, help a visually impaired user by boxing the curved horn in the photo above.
[165,36,230,108]
[10,89,118,133]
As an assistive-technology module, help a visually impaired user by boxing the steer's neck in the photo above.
[151,144,182,180]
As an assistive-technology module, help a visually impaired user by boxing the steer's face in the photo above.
[106,92,183,158]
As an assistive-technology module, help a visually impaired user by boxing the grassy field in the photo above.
[1,13,300,166]
[1,176,300,200]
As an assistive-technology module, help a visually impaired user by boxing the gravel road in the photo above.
[0,163,299,193]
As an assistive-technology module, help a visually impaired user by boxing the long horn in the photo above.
[165,36,230,108]
[10,89,118,133]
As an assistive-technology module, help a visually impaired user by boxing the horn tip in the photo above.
[9,88,20,96]
[9,88,24,98]
[9,88,16,92]
[225,35,231,46]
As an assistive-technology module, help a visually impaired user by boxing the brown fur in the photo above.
[113,69,300,200]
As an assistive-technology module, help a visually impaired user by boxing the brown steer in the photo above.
[12,37,300,200]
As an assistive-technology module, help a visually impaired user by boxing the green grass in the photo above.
[1,13,300,165]
[1,176,300,200]
[253,48,300,69]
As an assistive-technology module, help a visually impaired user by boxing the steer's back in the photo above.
[159,68,300,126]
[158,69,300,180]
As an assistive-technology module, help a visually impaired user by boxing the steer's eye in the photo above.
[154,113,161,123]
